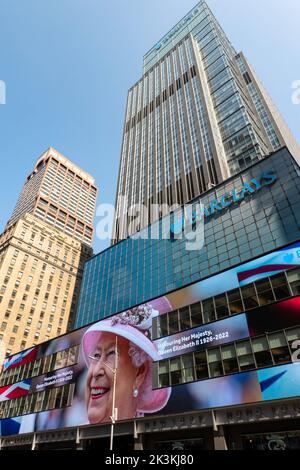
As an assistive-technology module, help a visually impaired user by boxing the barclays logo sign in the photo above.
[171,170,277,235]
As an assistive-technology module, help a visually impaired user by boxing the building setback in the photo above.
[6,147,97,247]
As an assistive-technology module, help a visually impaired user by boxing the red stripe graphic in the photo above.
[237,264,299,282]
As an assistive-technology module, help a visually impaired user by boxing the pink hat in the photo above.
[81,302,172,414]
[148,297,173,315]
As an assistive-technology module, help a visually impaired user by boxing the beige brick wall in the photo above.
[0,213,91,357]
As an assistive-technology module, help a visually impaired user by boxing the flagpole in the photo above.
[110,335,118,451]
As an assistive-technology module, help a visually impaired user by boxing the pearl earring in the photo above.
[133,388,139,398]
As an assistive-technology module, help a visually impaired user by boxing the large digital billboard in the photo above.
[1,241,300,437]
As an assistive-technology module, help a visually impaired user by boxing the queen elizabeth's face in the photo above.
[86,332,146,424]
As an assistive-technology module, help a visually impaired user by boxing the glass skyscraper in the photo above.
[113,0,299,242]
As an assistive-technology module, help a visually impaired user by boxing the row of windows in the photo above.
[37,199,94,232]
[152,269,300,340]
[19,223,82,254]
[153,327,300,389]
[0,383,75,420]
[0,321,63,345]
[19,228,78,257]
[45,158,97,193]
[0,345,80,387]
[36,207,93,243]
[125,65,197,133]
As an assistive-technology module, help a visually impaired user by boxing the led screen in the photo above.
[1,241,300,437]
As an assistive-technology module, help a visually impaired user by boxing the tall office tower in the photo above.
[113,0,300,242]
[6,147,98,247]
[0,149,98,356]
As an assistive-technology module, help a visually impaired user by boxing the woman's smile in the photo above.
[86,332,145,423]
[90,386,110,400]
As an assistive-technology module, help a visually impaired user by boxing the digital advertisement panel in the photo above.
[1,241,300,437]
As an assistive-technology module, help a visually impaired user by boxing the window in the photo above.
[179,307,191,331]
[202,298,215,323]
[286,327,300,352]
[34,391,45,412]
[251,336,273,368]
[170,357,182,385]
[11,290,17,298]
[158,360,169,388]
[168,311,179,335]
[32,358,41,377]
[241,284,259,309]
[194,351,209,380]
[182,354,195,383]
[42,355,52,374]
[221,344,239,374]
[236,340,255,371]
[1,384,75,419]
[255,278,275,305]
[228,289,243,314]
[208,348,223,378]
[287,269,300,296]
[55,349,68,369]
[269,332,291,364]
[158,315,168,337]
[270,273,290,300]
[190,302,203,327]
[214,294,229,319]
[67,345,79,366]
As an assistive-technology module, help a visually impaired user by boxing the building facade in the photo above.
[1,148,300,450]
[113,0,300,242]
[0,213,89,357]
[0,148,98,357]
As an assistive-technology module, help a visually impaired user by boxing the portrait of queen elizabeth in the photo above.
[81,299,172,424]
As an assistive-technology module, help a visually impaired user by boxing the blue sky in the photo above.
[0,0,299,254]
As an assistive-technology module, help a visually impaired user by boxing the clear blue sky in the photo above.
[0,0,299,254]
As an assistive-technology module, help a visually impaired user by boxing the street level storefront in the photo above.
[2,399,300,450]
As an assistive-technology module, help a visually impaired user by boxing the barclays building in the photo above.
[2,148,300,451]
